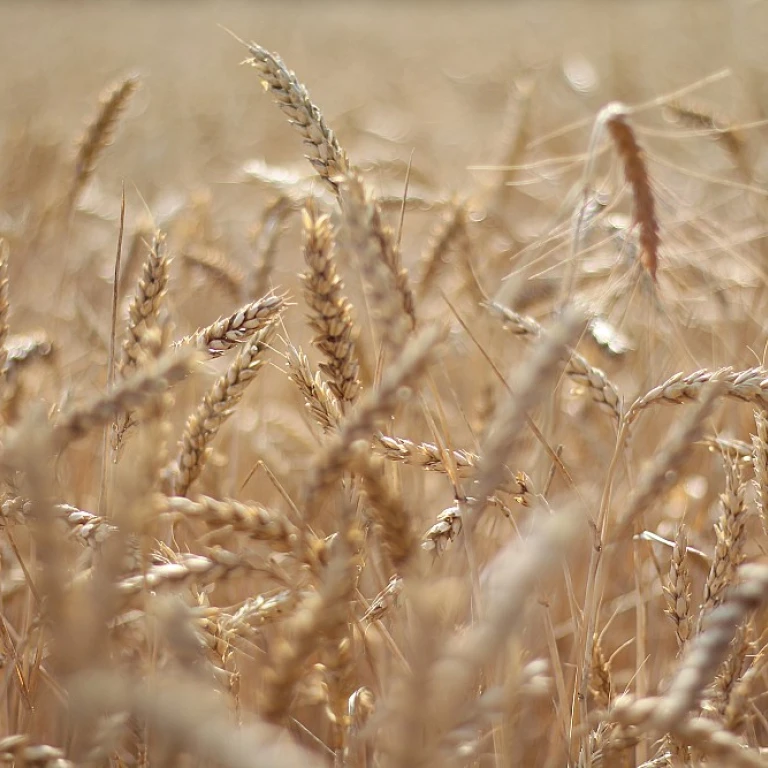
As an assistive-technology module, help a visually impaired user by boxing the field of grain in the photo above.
[4,2,768,766]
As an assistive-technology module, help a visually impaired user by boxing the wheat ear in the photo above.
[301,199,360,405]
[340,173,416,352]
[664,526,693,653]
[244,42,349,197]
[752,410,768,535]
[68,73,140,213]
[173,294,285,358]
[600,103,659,280]
[117,231,170,379]
[168,323,275,496]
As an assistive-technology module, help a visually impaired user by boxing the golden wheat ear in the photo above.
[244,41,349,197]
[67,73,140,215]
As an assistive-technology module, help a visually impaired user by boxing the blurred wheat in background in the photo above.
[4,2,768,766]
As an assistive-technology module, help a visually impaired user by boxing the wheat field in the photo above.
[3,2,768,767]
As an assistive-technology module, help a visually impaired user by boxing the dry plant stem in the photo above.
[173,294,284,358]
[468,309,584,532]
[163,495,298,550]
[244,42,349,197]
[487,301,622,424]
[170,323,275,496]
[68,73,140,214]
[752,410,768,535]
[301,200,360,405]
[303,324,442,505]
[340,173,415,352]
[117,231,170,378]
[54,352,193,450]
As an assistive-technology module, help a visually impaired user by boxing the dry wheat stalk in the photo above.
[752,410,768,534]
[601,103,659,280]
[244,42,350,196]
[54,351,193,450]
[487,301,622,423]
[700,456,748,624]
[173,294,284,359]
[169,323,275,496]
[340,173,416,352]
[626,366,768,425]
[163,495,298,550]
[423,509,578,748]
[285,345,343,434]
[301,199,360,405]
[664,526,693,652]
[68,73,140,213]
[117,231,170,379]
